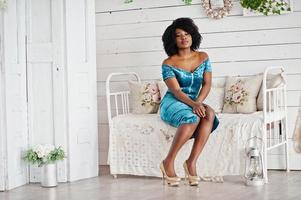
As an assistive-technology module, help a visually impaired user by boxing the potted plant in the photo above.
[24,144,65,187]
[240,0,291,16]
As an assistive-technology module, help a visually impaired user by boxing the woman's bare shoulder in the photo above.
[197,51,209,60]
[162,57,175,66]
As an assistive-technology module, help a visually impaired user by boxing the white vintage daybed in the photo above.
[105,67,290,183]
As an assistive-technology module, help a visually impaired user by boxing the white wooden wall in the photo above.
[96,0,301,169]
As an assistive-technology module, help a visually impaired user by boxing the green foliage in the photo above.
[240,0,291,16]
[23,146,66,167]
[182,0,193,5]
[23,149,41,166]
[48,147,65,163]
[124,0,133,3]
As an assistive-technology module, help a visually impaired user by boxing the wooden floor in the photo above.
[1,166,301,200]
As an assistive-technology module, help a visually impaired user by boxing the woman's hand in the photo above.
[192,102,206,118]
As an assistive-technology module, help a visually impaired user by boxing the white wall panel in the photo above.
[95,1,301,25]
[96,12,301,40]
[97,44,301,68]
[95,0,204,13]
[96,2,243,26]
[97,28,301,55]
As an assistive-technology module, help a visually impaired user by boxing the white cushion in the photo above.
[204,87,225,113]
[256,73,285,111]
[157,80,168,99]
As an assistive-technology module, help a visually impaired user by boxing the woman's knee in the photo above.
[204,105,215,121]
[179,122,198,133]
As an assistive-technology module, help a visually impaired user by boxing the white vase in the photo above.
[41,163,57,187]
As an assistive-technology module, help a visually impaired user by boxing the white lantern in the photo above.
[244,136,264,186]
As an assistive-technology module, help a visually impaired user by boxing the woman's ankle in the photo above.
[163,159,176,177]
[185,159,197,176]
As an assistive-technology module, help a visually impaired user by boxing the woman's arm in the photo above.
[195,52,212,103]
[164,78,196,107]
[165,78,206,117]
[196,72,212,103]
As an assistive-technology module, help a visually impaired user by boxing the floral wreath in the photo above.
[0,0,7,10]
[201,0,233,19]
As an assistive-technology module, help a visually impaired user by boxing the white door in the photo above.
[0,96,5,191]
[0,134,5,191]
[65,0,99,181]
[26,0,67,182]
[0,7,5,192]
[0,51,5,191]
[2,0,28,190]
[0,55,5,191]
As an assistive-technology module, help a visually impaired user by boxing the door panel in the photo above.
[26,0,67,182]
[2,0,28,190]
[65,0,99,181]
[31,64,54,143]
[0,9,5,192]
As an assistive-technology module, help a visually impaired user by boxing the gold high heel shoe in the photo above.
[159,161,181,187]
[183,160,200,186]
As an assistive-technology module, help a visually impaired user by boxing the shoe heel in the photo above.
[161,172,165,185]
[160,161,180,187]
[183,161,200,186]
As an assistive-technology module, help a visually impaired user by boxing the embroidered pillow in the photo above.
[222,75,262,113]
[256,73,285,111]
[203,87,225,113]
[128,80,161,114]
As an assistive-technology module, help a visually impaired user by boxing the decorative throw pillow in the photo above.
[222,75,262,113]
[128,80,161,114]
[156,80,168,114]
[157,80,168,99]
[256,73,285,111]
[203,87,225,113]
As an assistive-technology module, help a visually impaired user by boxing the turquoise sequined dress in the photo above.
[160,58,219,137]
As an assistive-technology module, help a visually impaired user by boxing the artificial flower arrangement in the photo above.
[23,144,65,167]
[0,0,7,9]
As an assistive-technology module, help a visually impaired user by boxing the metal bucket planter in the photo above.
[41,163,57,187]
